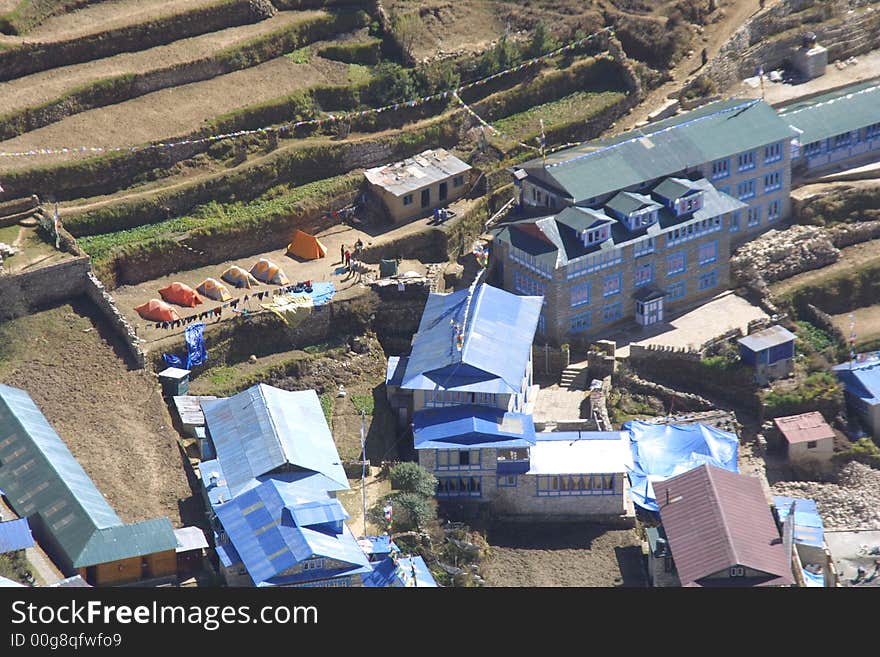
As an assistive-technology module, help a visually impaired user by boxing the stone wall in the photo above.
[0,256,90,319]
[83,272,146,368]
[731,225,841,286]
[531,344,570,379]
[616,370,715,413]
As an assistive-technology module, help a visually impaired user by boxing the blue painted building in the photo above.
[198,383,437,587]
[737,324,796,385]
[833,356,880,440]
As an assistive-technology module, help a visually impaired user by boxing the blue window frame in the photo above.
[730,211,741,233]
[602,272,622,297]
[668,281,686,300]
[435,449,481,470]
[698,269,718,291]
[737,150,755,172]
[737,179,756,201]
[764,142,782,164]
[570,311,592,333]
[570,282,590,308]
[513,271,546,298]
[537,313,546,335]
[602,302,622,323]
[747,206,761,227]
[536,474,615,496]
[763,170,782,193]
[698,240,718,266]
[497,474,517,488]
[437,477,482,498]
[666,250,686,276]
[711,158,730,180]
[866,123,880,140]
[634,262,653,288]
[767,199,781,222]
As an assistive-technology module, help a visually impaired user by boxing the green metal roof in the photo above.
[74,519,177,568]
[605,191,660,216]
[518,98,795,202]
[778,79,880,145]
[0,384,175,570]
[653,177,701,202]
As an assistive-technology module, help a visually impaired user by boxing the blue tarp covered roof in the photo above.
[386,356,408,387]
[401,284,541,394]
[213,478,369,587]
[773,496,824,548]
[203,384,349,497]
[625,420,739,512]
[0,518,35,553]
[833,358,880,405]
[413,405,536,449]
[362,555,439,587]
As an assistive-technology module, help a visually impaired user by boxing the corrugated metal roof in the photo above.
[413,405,536,449]
[527,432,632,475]
[0,518,35,553]
[214,478,369,587]
[737,325,796,352]
[203,384,349,497]
[605,191,660,217]
[652,177,701,202]
[74,518,177,568]
[173,395,216,427]
[174,526,209,553]
[364,148,471,197]
[654,464,793,587]
[833,358,880,404]
[518,98,794,202]
[402,284,541,394]
[385,356,407,387]
[362,555,439,587]
[773,496,824,549]
[779,79,880,145]
[773,412,835,445]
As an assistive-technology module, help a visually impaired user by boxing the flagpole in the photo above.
[360,410,367,538]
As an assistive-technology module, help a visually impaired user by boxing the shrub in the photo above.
[795,320,833,353]
[389,462,438,498]
[527,21,560,58]
[833,437,880,469]
[369,492,436,531]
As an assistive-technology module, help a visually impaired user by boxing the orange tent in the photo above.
[196,278,232,302]
[250,258,290,285]
[286,229,327,260]
[135,299,181,322]
[159,282,203,307]
[221,265,259,289]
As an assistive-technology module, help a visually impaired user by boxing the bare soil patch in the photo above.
[0,300,194,527]
[482,523,646,587]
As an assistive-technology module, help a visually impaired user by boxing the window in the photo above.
[730,211,741,233]
[866,123,880,140]
[437,477,482,498]
[807,441,817,449]
[633,237,655,258]
[763,170,782,193]
[698,269,718,291]
[737,179,756,201]
[737,150,755,171]
[698,240,718,266]
[767,199,781,222]
[513,271,546,298]
[747,206,761,227]
[666,250,686,276]
[730,566,745,577]
[764,142,782,164]
[570,311,592,333]
[666,215,722,246]
[570,282,590,308]
[509,246,552,278]
[403,194,413,206]
[716,185,730,195]
[833,133,851,150]
[420,188,430,208]
[603,272,622,297]
[536,474,615,496]
[711,158,730,180]
[453,175,464,187]
[303,559,325,571]
[602,302,622,323]
[436,449,480,470]
[634,262,653,288]
[497,475,517,487]
[668,281,686,300]
[566,248,623,279]
[537,313,546,335]
[803,141,823,157]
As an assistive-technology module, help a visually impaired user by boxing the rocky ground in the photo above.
[731,224,840,286]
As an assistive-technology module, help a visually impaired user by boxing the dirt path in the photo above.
[0,56,350,170]
[0,301,195,527]
[0,10,326,116]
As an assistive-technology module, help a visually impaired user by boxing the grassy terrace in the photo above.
[491,90,625,142]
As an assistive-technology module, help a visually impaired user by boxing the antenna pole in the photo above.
[361,410,367,538]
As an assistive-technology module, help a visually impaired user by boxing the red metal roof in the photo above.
[773,411,835,445]
[655,464,793,587]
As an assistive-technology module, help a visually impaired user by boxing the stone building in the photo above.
[773,411,835,467]
[737,324,796,385]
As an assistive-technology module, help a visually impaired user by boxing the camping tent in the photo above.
[286,229,327,260]
[221,265,259,289]
[159,282,203,307]
[379,259,398,277]
[196,278,232,302]
[250,259,289,285]
[135,299,181,322]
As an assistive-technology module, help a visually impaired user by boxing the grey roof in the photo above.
[652,177,702,202]
[516,98,795,202]
[0,384,176,569]
[174,526,209,552]
[779,79,880,145]
[738,325,796,352]
[202,384,349,498]
[605,191,660,216]
[172,395,216,427]
[364,148,471,197]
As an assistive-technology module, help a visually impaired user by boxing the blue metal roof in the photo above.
[203,384,349,497]
[213,478,369,587]
[833,358,880,405]
[0,518,35,553]
[386,356,408,387]
[773,496,825,548]
[198,459,232,507]
[401,284,541,394]
[215,539,242,568]
[413,405,536,449]
[362,554,439,587]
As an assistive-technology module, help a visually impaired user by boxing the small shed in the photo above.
[174,526,209,577]
[172,395,217,437]
[773,411,834,465]
[737,325,796,385]
[158,367,191,397]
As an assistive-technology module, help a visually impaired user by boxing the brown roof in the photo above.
[655,464,793,587]
[773,411,835,445]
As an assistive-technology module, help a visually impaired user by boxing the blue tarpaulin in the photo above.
[624,420,739,512]
[0,518,35,553]
[162,322,207,370]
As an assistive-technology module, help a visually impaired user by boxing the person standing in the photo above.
[345,249,351,271]
[340,244,346,264]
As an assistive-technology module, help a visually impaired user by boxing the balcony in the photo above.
[497,459,530,475]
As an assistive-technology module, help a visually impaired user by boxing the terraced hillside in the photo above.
[0,0,736,299]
